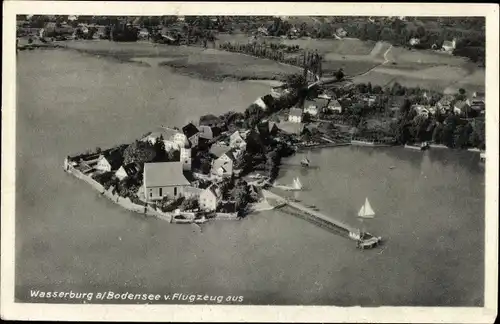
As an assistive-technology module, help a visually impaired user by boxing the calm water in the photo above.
[16,49,484,306]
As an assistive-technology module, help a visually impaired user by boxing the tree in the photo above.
[153,135,166,162]
[123,140,156,165]
[285,73,307,93]
[441,124,456,148]
[432,123,443,143]
[410,115,430,142]
[192,149,213,174]
[399,98,412,116]
[372,85,383,94]
[469,119,485,149]
[180,198,199,211]
[245,104,265,128]
[454,123,472,149]
[231,179,251,210]
[335,68,345,81]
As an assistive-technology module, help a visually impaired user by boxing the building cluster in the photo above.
[90,114,277,214]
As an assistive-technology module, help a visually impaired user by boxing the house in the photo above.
[211,147,238,178]
[304,99,321,116]
[138,28,150,39]
[442,38,457,53]
[327,99,343,113]
[184,186,203,199]
[198,125,221,140]
[229,131,247,149]
[336,27,347,38]
[257,26,269,36]
[143,162,191,201]
[453,101,471,116]
[318,92,333,100]
[304,105,318,117]
[412,105,430,118]
[255,120,279,138]
[437,95,455,112]
[95,149,123,172]
[409,38,420,46]
[180,147,192,171]
[362,95,377,107]
[198,184,223,212]
[473,91,485,100]
[253,97,268,111]
[182,123,200,148]
[115,163,141,181]
[288,108,303,123]
[271,84,290,98]
[470,102,485,114]
[141,127,188,151]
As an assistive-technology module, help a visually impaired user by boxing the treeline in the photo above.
[391,102,485,150]
[219,41,324,77]
[325,81,485,150]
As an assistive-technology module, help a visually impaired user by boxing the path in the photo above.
[357,43,393,77]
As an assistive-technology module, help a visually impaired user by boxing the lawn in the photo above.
[322,60,380,77]
[60,40,302,81]
[160,51,301,82]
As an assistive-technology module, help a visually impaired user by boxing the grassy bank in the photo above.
[48,40,301,82]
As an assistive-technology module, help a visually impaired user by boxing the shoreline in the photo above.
[64,159,278,223]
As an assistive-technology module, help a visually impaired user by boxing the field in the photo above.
[52,40,301,81]
[22,35,485,92]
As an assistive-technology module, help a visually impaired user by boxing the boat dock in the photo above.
[262,190,359,236]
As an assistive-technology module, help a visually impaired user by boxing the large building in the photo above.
[288,108,303,123]
[143,162,191,201]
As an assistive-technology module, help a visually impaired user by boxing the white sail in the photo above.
[358,198,375,218]
[293,177,302,189]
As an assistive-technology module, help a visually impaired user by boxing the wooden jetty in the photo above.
[263,190,358,234]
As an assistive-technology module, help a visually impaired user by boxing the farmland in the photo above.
[22,32,485,93]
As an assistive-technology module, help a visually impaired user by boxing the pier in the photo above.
[262,190,359,237]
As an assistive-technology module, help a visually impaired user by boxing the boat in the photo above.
[358,197,375,219]
[480,151,486,162]
[404,142,430,151]
[300,155,310,167]
[292,177,303,190]
[349,198,382,250]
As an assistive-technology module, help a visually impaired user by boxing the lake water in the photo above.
[15,49,484,306]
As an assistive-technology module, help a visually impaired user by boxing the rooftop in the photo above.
[101,149,124,170]
[289,107,303,117]
[121,162,141,176]
[182,123,199,138]
[143,162,191,187]
[145,127,182,141]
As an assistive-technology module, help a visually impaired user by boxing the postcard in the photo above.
[2,2,498,323]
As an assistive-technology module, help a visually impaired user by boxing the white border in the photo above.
[2,2,498,323]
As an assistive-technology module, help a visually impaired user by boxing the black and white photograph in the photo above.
[1,2,498,323]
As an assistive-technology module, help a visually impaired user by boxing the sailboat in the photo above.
[348,198,382,249]
[292,177,303,190]
[358,197,375,219]
[301,153,310,167]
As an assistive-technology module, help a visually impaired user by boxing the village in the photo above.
[52,14,487,248]
[63,63,486,231]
